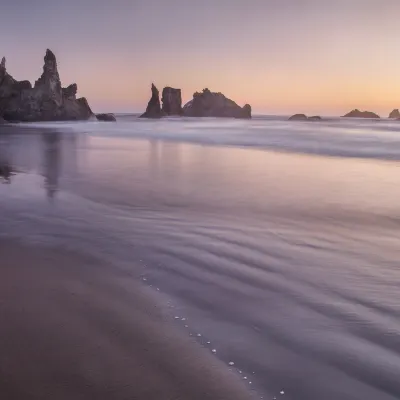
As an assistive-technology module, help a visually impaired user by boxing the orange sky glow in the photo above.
[1,1,400,116]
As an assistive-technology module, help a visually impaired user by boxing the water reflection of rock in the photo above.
[0,163,12,183]
[0,139,13,183]
[42,131,61,199]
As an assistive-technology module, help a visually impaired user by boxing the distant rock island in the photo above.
[389,109,400,119]
[96,113,116,122]
[0,49,93,122]
[288,114,321,121]
[342,109,380,119]
[140,86,251,119]
[183,88,251,119]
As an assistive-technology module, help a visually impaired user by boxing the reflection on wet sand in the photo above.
[0,163,12,183]
[42,131,61,199]
[0,136,13,184]
[0,127,71,198]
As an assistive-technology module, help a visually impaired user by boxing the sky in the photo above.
[1,0,400,115]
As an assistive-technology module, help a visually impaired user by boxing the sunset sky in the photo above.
[1,0,399,115]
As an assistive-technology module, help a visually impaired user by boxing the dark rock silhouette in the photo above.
[0,50,93,122]
[308,116,322,121]
[389,109,400,119]
[62,83,77,100]
[289,114,308,121]
[183,88,251,119]
[289,114,322,121]
[241,104,252,119]
[342,109,380,118]
[96,113,117,122]
[161,87,183,116]
[140,84,163,118]
[0,115,7,124]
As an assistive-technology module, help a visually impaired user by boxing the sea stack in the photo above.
[140,84,163,118]
[183,88,251,119]
[389,109,400,119]
[342,109,380,119]
[0,49,93,122]
[161,87,183,116]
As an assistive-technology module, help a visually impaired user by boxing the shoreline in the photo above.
[1,118,400,163]
[0,239,255,400]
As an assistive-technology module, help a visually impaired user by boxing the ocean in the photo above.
[1,115,400,399]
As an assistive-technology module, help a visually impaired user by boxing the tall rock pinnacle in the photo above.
[140,83,163,118]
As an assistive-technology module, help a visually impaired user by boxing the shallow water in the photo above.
[1,118,400,399]
[17,114,400,160]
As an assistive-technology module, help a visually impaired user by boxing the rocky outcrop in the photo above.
[0,49,93,122]
[241,104,252,119]
[183,89,251,119]
[161,87,183,116]
[140,84,163,118]
[96,113,116,122]
[62,83,77,100]
[289,114,308,121]
[288,114,321,121]
[389,109,400,119]
[342,109,380,119]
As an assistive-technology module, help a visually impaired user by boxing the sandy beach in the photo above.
[0,239,254,400]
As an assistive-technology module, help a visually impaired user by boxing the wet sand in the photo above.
[2,127,400,399]
[0,239,254,400]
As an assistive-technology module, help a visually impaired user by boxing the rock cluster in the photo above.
[288,114,321,121]
[0,49,93,122]
[140,86,251,119]
[389,109,400,119]
[342,109,380,119]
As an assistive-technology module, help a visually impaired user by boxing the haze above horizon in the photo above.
[1,0,399,115]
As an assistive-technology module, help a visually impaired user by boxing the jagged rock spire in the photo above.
[140,83,163,118]
[35,48,61,93]
[0,57,6,83]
